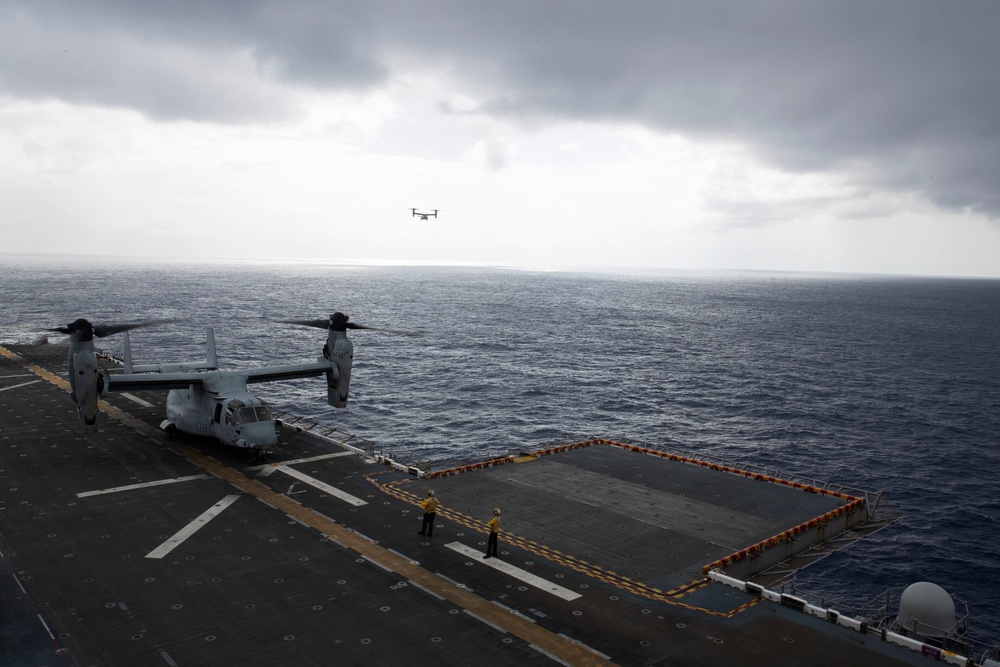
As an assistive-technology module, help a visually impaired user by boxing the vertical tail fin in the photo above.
[206,328,218,369]
[124,330,134,373]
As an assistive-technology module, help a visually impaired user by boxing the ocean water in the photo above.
[2,254,999,646]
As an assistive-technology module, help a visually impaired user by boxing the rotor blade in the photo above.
[267,318,331,329]
[267,316,419,336]
[266,317,368,330]
[352,324,421,337]
[45,318,176,337]
[93,319,180,338]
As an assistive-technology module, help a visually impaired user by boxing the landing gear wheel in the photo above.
[164,424,178,439]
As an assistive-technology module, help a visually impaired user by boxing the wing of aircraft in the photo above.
[105,359,339,395]
[106,370,211,392]
[105,335,351,407]
[243,360,338,384]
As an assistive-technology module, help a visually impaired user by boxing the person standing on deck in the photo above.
[418,490,439,537]
[483,507,501,558]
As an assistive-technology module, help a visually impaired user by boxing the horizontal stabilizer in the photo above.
[108,371,208,392]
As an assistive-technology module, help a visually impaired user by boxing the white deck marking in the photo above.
[120,392,155,407]
[445,542,582,601]
[557,633,613,660]
[0,380,40,392]
[247,451,355,476]
[37,614,55,639]
[362,554,394,572]
[77,474,210,498]
[146,494,241,559]
[464,609,508,633]
[275,466,367,506]
[492,600,537,624]
[409,580,445,601]
[529,644,575,667]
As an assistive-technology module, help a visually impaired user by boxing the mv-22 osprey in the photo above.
[52,313,379,457]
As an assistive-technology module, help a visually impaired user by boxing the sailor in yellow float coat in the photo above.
[418,490,440,537]
[483,507,501,558]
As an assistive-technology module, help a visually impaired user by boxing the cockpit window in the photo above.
[232,406,274,424]
[232,407,256,425]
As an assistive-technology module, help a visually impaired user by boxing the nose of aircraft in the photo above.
[236,421,278,448]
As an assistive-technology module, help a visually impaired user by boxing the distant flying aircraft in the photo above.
[411,208,438,221]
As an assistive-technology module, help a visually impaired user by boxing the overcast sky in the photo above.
[2,1,998,276]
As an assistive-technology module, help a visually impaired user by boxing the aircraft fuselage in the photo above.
[162,372,277,452]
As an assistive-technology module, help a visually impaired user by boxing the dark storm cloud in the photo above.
[0,0,387,120]
[1,0,997,217]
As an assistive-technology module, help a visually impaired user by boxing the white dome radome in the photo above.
[898,582,956,639]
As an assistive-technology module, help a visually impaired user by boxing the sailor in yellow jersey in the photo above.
[418,490,440,537]
[483,507,501,558]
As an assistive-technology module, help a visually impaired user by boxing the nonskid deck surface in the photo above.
[392,442,850,593]
[0,343,929,666]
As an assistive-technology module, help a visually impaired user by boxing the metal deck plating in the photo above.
[0,342,950,666]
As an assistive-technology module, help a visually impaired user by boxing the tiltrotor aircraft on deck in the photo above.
[50,313,379,456]
[410,208,438,220]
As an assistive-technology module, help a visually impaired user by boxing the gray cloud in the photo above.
[0,1,386,120]
[1,0,997,216]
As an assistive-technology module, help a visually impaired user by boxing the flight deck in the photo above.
[0,342,955,666]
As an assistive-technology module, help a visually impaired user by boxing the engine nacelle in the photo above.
[69,347,103,431]
[327,332,353,408]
